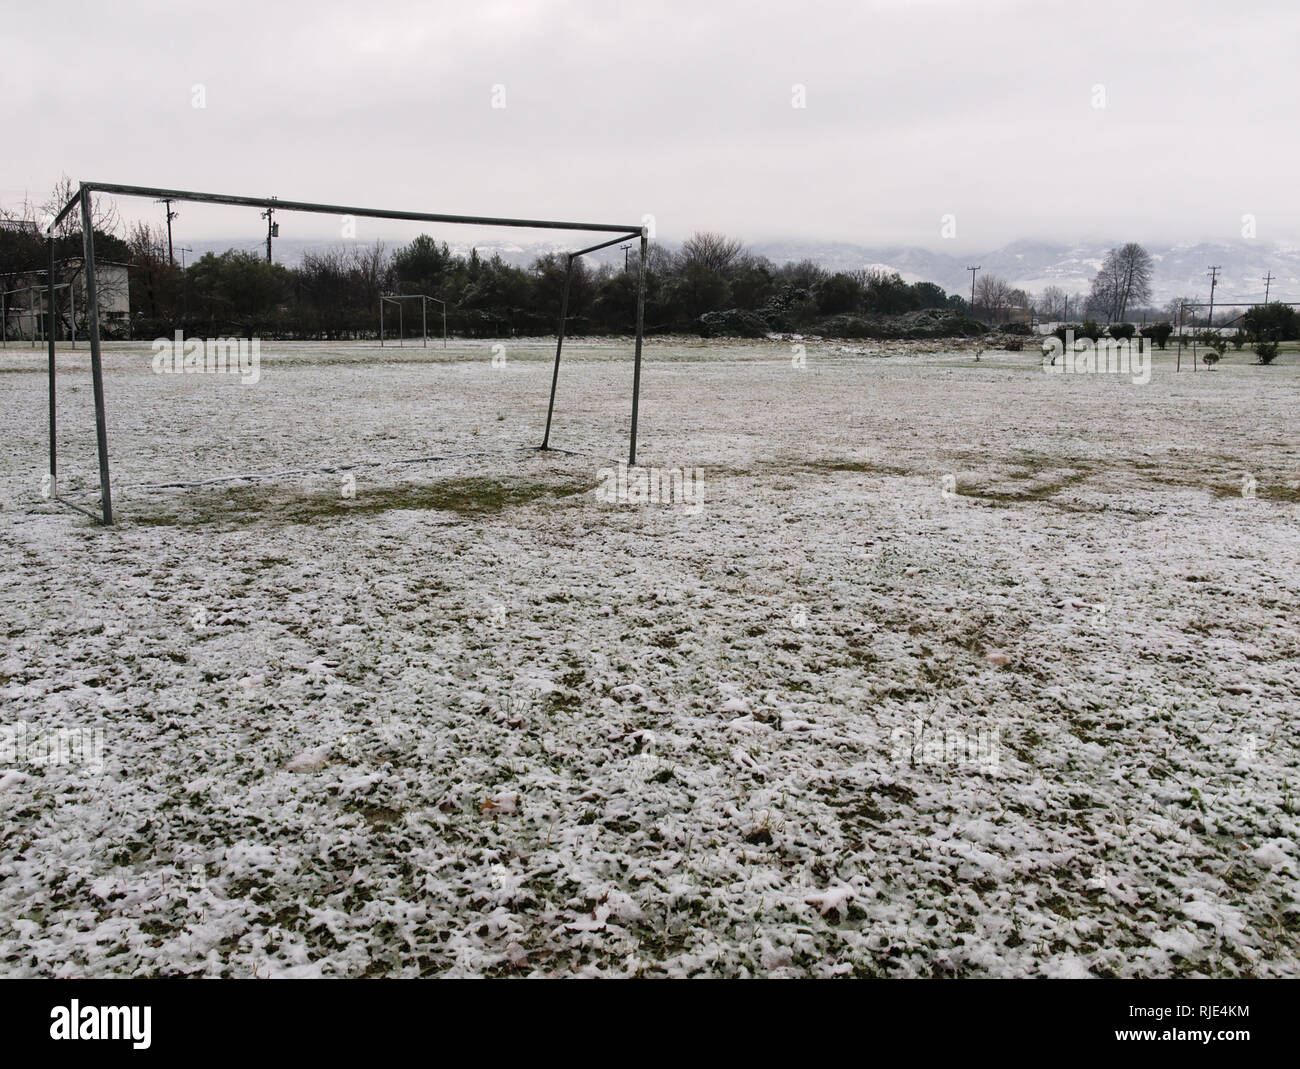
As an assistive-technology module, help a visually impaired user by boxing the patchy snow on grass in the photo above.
[0,338,1298,977]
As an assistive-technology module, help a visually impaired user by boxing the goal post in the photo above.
[1175,299,1300,371]
[379,294,447,348]
[44,180,649,525]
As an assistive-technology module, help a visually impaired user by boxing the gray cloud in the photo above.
[6,0,1298,249]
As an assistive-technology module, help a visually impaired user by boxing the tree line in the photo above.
[3,190,975,340]
[0,188,1283,344]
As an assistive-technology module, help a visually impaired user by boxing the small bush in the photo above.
[1003,337,1024,351]
[1079,320,1103,342]
[1052,323,1088,346]
[1108,322,1136,341]
[1143,322,1174,349]
[1002,322,1032,336]
[1255,339,1280,364]
[696,308,770,338]
[1198,329,1229,357]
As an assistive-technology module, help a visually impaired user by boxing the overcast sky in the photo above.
[5,0,1298,251]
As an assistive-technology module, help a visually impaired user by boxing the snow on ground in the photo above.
[1,337,1298,977]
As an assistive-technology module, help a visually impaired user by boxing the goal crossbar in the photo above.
[379,294,446,348]
[1174,299,1300,371]
[44,181,649,525]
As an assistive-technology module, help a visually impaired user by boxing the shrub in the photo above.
[1243,303,1299,342]
[1108,322,1136,341]
[814,272,864,316]
[1079,320,1103,342]
[1002,322,1032,336]
[695,308,769,338]
[938,316,987,338]
[1143,322,1174,349]
[1004,337,1024,351]
[1052,324,1080,347]
[1255,339,1280,364]
[1198,329,1229,357]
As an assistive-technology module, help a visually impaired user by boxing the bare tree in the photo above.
[646,242,675,276]
[975,274,1011,322]
[1088,255,1123,322]
[679,231,745,275]
[42,174,120,240]
[1039,285,1068,320]
[1089,243,1153,322]
[1112,243,1153,321]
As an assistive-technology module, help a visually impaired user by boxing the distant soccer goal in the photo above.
[1175,299,1300,370]
[42,180,650,524]
[379,293,446,348]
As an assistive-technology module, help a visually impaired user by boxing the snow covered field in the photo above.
[1,337,1298,977]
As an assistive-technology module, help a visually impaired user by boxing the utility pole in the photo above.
[156,198,178,266]
[620,244,632,272]
[179,246,193,271]
[1263,271,1274,304]
[261,199,278,263]
[967,266,980,314]
[1206,265,1221,328]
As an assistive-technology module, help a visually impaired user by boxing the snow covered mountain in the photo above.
[749,238,1300,306]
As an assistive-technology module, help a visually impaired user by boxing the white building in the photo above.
[1,259,130,341]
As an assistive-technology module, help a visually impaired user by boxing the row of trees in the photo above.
[3,198,975,338]
[0,188,1276,343]
[968,243,1157,325]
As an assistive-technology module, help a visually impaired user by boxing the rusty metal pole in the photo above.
[629,231,647,467]
[541,255,575,450]
[46,236,57,495]
[79,187,113,524]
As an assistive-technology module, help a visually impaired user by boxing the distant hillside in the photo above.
[749,239,1300,307]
